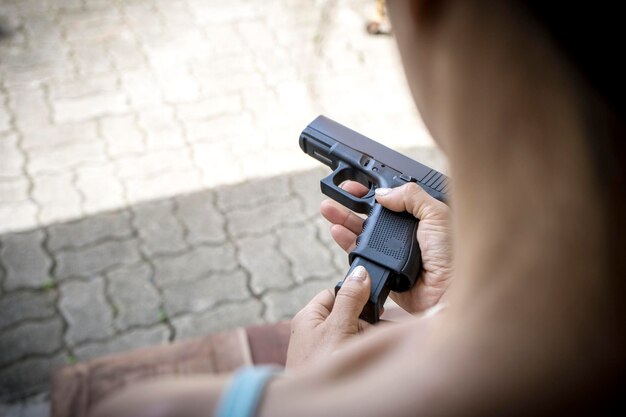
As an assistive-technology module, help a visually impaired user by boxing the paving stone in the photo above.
[4,50,60,74]
[143,27,206,69]
[108,39,148,72]
[0,133,23,178]
[274,80,317,118]
[0,178,29,204]
[53,0,84,12]
[0,318,63,367]
[0,230,51,291]
[0,103,10,134]
[31,172,82,224]
[137,108,186,151]
[28,140,107,175]
[315,216,349,273]
[48,74,118,101]
[253,48,299,85]
[6,88,49,134]
[192,142,244,188]
[0,395,49,417]
[60,9,125,43]
[0,354,66,401]
[185,112,254,143]
[17,12,64,49]
[75,163,126,214]
[133,199,187,256]
[175,192,226,245]
[215,176,290,211]
[290,167,328,218]
[227,129,269,158]
[152,66,200,103]
[52,91,129,124]
[276,223,336,282]
[263,279,332,322]
[107,263,161,330]
[124,170,203,205]
[122,4,163,42]
[20,121,99,151]
[246,98,298,137]
[189,1,263,25]
[0,201,39,235]
[226,198,306,237]
[100,114,145,157]
[47,210,132,251]
[59,277,114,345]
[199,23,245,54]
[74,325,170,361]
[236,234,292,294]
[153,0,195,28]
[55,239,141,279]
[163,268,249,316]
[196,71,266,98]
[172,299,263,340]
[0,291,56,331]
[115,148,194,179]
[175,95,241,122]
[236,20,276,50]
[237,148,315,180]
[240,85,279,115]
[72,43,115,76]
[153,244,238,287]
[119,70,163,109]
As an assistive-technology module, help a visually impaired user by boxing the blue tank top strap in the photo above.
[215,365,283,417]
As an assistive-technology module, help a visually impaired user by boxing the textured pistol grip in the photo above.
[349,204,421,293]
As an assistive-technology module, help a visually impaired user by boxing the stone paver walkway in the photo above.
[0,0,444,412]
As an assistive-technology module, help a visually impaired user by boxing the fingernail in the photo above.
[349,265,367,281]
[375,188,391,196]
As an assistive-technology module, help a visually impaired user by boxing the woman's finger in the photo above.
[320,199,365,235]
[330,224,358,253]
[330,266,371,328]
[305,289,336,315]
[339,180,370,197]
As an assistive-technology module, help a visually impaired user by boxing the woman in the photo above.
[94,1,625,415]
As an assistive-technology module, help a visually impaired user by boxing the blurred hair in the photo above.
[520,4,625,212]
[521,2,625,118]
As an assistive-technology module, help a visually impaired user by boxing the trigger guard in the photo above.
[320,165,375,214]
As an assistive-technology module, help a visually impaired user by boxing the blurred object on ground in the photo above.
[366,0,391,35]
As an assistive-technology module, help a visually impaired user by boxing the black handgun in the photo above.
[299,115,449,323]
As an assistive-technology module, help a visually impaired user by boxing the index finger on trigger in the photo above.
[339,180,369,197]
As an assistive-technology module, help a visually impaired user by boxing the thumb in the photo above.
[330,265,371,330]
[375,182,445,220]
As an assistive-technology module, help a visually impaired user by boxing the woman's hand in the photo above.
[320,182,453,314]
[286,265,372,369]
